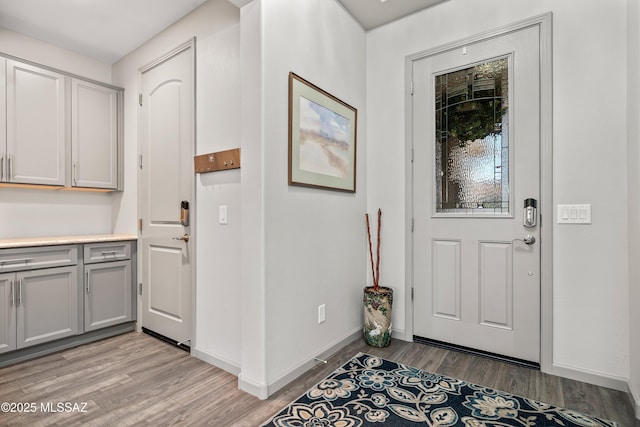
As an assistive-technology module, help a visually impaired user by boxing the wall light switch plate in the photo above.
[557,204,591,224]
[219,205,228,225]
[318,304,326,324]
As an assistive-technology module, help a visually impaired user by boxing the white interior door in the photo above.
[412,25,541,363]
[139,42,194,346]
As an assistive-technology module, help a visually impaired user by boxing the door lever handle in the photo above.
[172,234,190,243]
[512,235,535,245]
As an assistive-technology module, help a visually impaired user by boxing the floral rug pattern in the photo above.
[262,352,616,427]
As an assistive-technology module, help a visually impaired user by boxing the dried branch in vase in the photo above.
[365,209,382,292]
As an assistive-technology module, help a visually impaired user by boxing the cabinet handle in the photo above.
[86,271,90,293]
[0,258,34,265]
[101,251,117,257]
[0,155,3,181]
[10,279,14,306]
[18,277,22,305]
[7,156,11,182]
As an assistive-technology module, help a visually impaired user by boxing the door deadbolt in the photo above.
[524,198,537,228]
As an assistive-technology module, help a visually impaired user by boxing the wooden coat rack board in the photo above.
[194,148,241,173]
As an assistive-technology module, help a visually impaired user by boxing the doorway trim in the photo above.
[404,13,553,373]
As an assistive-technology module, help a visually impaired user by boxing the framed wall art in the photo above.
[288,72,357,192]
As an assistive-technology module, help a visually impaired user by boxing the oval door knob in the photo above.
[172,234,190,243]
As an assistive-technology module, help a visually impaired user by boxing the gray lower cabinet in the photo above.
[0,266,78,354]
[0,239,136,363]
[18,266,78,348]
[0,273,16,353]
[84,260,131,331]
[83,241,133,332]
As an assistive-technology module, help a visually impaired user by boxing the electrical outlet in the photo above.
[318,304,326,324]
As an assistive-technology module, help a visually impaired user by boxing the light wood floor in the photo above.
[0,332,637,426]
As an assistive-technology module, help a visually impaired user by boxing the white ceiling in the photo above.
[338,0,446,30]
[0,0,445,64]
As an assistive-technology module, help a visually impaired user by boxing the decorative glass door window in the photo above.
[434,57,510,214]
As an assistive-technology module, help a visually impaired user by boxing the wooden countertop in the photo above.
[0,234,138,249]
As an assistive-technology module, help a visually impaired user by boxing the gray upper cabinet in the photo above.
[0,55,123,191]
[5,59,66,186]
[71,79,119,190]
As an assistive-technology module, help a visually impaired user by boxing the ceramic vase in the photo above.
[363,286,393,347]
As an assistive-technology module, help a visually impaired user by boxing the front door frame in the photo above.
[404,13,553,372]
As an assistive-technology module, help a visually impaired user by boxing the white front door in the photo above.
[412,25,541,363]
[139,42,194,346]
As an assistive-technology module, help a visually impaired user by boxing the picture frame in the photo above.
[288,72,357,192]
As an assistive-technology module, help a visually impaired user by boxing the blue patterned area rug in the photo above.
[262,352,616,427]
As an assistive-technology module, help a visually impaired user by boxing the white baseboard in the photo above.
[238,373,269,400]
[265,328,362,398]
[552,362,629,392]
[391,328,408,342]
[628,378,640,419]
[192,347,241,376]
[236,327,407,400]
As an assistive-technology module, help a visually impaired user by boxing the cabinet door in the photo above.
[84,261,131,332]
[0,273,16,354]
[71,79,118,189]
[16,266,78,349]
[6,60,66,186]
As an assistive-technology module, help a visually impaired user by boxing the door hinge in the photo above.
[138,154,143,170]
[138,218,143,231]
[138,283,142,295]
[410,81,414,96]
[139,93,143,106]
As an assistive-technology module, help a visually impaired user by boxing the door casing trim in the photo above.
[404,13,553,373]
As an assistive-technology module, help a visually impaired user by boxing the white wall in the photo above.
[0,28,111,82]
[367,0,630,384]
[0,28,114,239]
[239,0,367,396]
[4,0,637,408]
[239,0,267,395]
[111,0,242,369]
[627,0,640,416]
